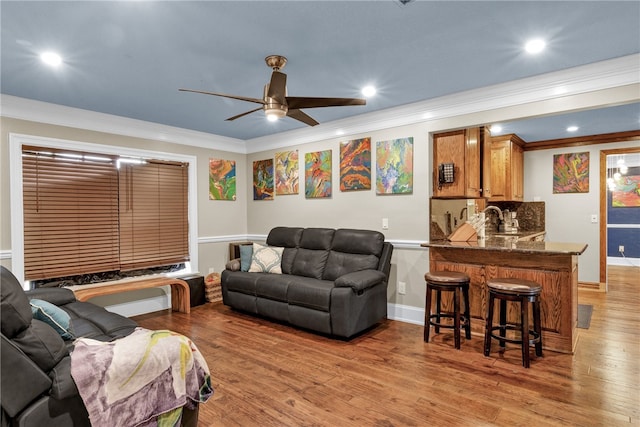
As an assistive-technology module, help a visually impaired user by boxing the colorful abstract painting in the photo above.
[305,150,332,198]
[208,158,236,200]
[612,174,640,207]
[553,152,589,194]
[340,137,371,191]
[275,150,299,195]
[253,159,274,200]
[376,137,413,194]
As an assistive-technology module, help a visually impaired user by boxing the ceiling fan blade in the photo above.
[267,71,287,104]
[286,96,366,110]
[179,88,265,105]
[226,107,264,121]
[287,109,319,126]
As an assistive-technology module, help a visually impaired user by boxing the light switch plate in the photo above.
[590,214,598,223]
[382,218,389,229]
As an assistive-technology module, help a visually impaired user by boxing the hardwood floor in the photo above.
[134,266,640,426]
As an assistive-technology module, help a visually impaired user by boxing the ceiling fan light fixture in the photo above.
[265,107,287,121]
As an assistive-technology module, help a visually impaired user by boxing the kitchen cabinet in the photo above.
[432,128,482,198]
[487,134,525,201]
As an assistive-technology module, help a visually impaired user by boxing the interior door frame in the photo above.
[599,146,640,288]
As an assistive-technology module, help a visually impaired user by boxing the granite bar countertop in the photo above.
[422,238,588,255]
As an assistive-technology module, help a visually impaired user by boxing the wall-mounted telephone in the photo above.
[438,163,455,188]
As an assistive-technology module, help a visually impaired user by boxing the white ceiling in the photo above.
[1,1,639,142]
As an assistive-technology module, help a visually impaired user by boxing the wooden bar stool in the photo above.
[424,271,471,349]
[483,278,543,368]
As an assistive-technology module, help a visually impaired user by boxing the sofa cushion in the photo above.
[331,228,385,256]
[49,356,79,400]
[299,228,334,250]
[291,248,329,279]
[248,243,284,274]
[30,298,75,340]
[0,335,53,418]
[266,226,304,248]
[60,301,137,342]
[221,271,258,296]
[267,227,305,274]
[239,244,253,272]
[280,247,298,275]
[323,252,380,281]
[27,287,77,306]
[286,277,335,312]
[256,274,298,302]
[13,319,68,373]
[1,266,33,338]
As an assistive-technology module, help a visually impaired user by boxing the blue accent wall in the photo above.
[607,166,640,258]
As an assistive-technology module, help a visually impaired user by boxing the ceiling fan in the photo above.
[179,55,366,126]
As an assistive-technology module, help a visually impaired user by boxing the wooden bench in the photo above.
[72,277,191,314]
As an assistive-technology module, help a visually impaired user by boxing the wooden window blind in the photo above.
[22,146,190,281]
[118,161,189,271]
[22,147,120,280]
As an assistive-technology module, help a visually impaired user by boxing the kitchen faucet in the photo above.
[482,205,504,221]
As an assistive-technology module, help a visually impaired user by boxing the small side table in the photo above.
[204,272,222,303]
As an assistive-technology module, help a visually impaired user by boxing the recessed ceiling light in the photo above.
[490,124,502,134]
[361,86,376,97]
[40,51,62,66]
[567,126,579,132]
[336,129,345,136]
[525,39,546,54]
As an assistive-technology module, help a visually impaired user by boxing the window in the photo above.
[21,145,190,282]
[118,160,189,271]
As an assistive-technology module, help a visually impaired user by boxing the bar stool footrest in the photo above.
[428,313,470,330]
[489,325,541,346]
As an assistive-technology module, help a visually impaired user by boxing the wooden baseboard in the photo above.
[578,281,605,292]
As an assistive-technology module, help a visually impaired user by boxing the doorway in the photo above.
[599,146,640,290]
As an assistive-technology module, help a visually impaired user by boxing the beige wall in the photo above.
[1,82,638,319]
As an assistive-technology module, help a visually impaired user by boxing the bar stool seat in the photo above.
[424,271,471,349]
[483,277,543,368]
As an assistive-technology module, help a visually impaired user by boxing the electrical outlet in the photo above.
[398,281,406,295]
[208,267,215,274]
[619,245,625,253]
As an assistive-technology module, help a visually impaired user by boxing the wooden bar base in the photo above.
[427,246,579,354]
[72,277,191,314]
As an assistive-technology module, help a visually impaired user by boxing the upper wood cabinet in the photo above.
[432,128,482,198]
[486,134,525,202]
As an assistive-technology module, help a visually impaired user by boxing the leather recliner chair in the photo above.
[0,266,198,427]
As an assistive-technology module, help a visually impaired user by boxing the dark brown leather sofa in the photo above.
[222,227,393,338]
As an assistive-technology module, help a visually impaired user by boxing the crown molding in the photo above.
[0,95,247,153]
[2,54,638,155]
[244,54,640,152]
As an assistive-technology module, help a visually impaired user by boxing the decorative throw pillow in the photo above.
[239,244,253,272]
[248,243,283,274]
[29,298,74,340]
